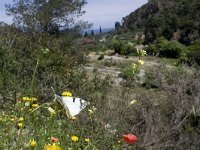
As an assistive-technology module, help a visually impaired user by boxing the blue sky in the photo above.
[0,0,147,29]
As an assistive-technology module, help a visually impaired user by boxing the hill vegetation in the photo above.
[122,0,200,45]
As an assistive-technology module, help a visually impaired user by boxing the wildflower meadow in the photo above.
[0,48,147,149]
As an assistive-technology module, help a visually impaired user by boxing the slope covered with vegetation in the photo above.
[122,0,200,44]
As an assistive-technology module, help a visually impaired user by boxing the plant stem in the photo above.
[30,57,39,96]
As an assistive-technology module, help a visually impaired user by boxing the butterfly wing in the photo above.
[61,96,87,116]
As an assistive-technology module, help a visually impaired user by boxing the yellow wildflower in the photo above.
[88,106,96,115]
[22,97,37,101]
[85,138,90,142]
[29,139,37,147]
[19,117,24,121]
[138,60,144,65]
[44,144,61,150]
[22,97,29,101]
[62,91,72,96]
[32,104,39,107]
[137,49,147,56]
[30,97,37,101]
[71,136,79,142]
[132,63,137,69]
[140,49,147,56]
[10,118,15,121]
[70,116,76,120]
[18,123,23,127]
[130,99,137,105]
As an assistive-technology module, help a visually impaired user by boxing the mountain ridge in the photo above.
[122,0,200,44]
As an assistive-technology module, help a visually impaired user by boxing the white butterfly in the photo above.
[52,87,87,116]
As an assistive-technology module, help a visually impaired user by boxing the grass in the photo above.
[159,57,179,66]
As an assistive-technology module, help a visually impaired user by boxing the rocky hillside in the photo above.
[122,0,200,44]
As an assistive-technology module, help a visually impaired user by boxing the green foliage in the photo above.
[0,29,87,105]
[189,38,200,51]
[0,46,19,101]
[112,39,135,55]
[147,37,187,58]
[122,0,200,44]
[187,38,200,64]
[6,0,87,33]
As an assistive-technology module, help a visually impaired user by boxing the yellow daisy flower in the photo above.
[71,136,78,142]
[19,117,24,121]
[22,97,37,101]
[62,91,72,96]
[22,97,29,101]
[85,138,90,142]
[32,104,39,107]
[70,116,76,120]
[29,139,37,147]
[18,123,23,127]
[30,97,37,101]
[44,144,61,150]
[10,118,15,121]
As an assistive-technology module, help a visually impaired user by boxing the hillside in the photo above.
[122,0,200,44]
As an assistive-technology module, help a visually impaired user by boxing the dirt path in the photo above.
[87,53,159,66]
[83,52,171,86]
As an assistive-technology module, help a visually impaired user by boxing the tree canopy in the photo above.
[6,0,88,34]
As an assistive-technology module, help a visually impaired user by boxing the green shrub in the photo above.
[187,38,200,65]
[147,37,187,58]
[112,39,134,55]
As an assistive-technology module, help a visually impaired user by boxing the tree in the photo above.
[91,29,94,36]
[84,31,88,37]
[115,21,121,30]
[6,0,87,34]
[100,26,102,34]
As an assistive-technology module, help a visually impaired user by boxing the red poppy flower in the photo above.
[123,134,137,143]
[50,136,59,142]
